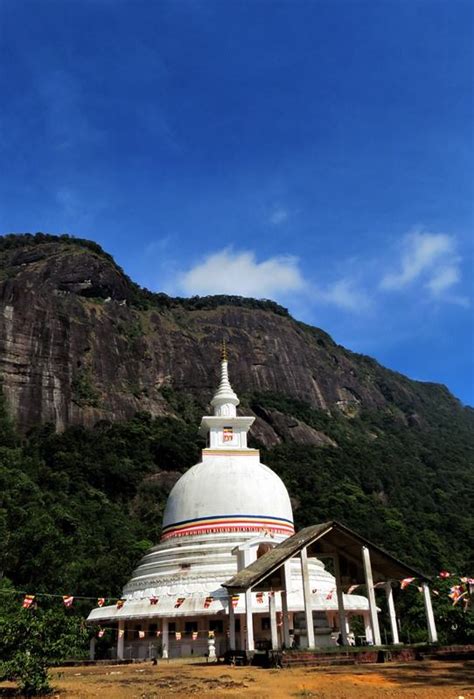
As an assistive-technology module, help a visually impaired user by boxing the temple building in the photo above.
[88,349,437,659]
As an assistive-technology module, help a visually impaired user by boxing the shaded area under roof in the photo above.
[223,521,431,593]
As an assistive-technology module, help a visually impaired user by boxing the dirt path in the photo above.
[29,658,472,698]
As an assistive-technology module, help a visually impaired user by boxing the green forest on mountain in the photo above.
[0,383,473,651]
[1,383,473,593]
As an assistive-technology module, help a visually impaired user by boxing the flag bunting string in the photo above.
[1,570,472,611]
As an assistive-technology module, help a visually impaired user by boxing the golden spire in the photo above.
[221,339,228,362]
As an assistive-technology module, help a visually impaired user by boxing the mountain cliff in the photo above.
[0,233,473,594]
[0,233,466,438]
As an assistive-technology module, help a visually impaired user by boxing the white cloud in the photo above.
[177,248,306,298]
[269,207,289,225]
[426,265,460,295]
[380,230,461,298]
[318,278,372,313]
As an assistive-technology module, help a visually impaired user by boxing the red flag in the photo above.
[204,596,213,608]
[63,595,74,608]
[22,594,35,609]
[256,591,264,604]
[401,577,415,590]
[97,598,105,607]
[439,570,451,579]
[326,589,334,600]
[174,597,185,608]
[116,599,125,609]
[149,596,159,605]
[448,585,464,604]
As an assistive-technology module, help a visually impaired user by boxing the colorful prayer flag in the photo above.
[204,596,213,608]
[256,591,264,604]
[116,599,125,609]
[97,598,105,607]
[138,630,145,639]
[149,596,159,605]
[175,631,182,640]
[63,595,74,608]
[192,631,198,640]
[208,630,215,638]
[231,594,239,608]
[448,585,466,605]
[98,629,105,638]
[118,629,125,638]
[156,630,161,637]
[174,597,185,608]
[400,577,415,590]
[439,570,451,579]
[22,594,35,609]
[347,584,359,594]
[453,592,467,606]
[326,589,334,600]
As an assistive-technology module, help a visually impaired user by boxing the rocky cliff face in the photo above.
[0,234,465,440]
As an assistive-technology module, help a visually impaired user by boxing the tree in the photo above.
[0,580,89,695]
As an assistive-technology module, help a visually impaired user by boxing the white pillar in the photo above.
[162,618,169,659]
[281,561,291,649]
[117,620,125,660]
[422,582,438,643]
[228,597,236,650]
[362,546,382,646]
[89,637,96,661]
[385,582,400,645]
[245,589,255,652]
[363,611,373,644]
[300,546,315,648]
[333,554,348,645]
[281,590,291,648]
[239,614,246,650]
[269,591,278,650]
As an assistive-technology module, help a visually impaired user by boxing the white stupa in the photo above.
[88,347,369,659]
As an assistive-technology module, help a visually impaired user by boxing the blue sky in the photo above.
[1,0,473,405]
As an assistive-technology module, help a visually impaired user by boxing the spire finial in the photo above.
[221,339,228,362]
[211,339,238,415]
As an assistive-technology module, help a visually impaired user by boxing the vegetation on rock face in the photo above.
[1,382,473,596]
[0,232,289,314]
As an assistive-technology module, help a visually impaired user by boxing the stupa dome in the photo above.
[161,347,294,539]
[162,456,294,539]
